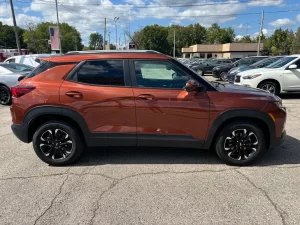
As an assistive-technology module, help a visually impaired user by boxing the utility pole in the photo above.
[9,0,22,55]
[257,10,264,56]
[114,17,119,50]
[173,29,176,58]
[108,31,111,50]
[55,0,62,54]
[119,37,121,50]
[103,18,106,50]
[124,33,127,50]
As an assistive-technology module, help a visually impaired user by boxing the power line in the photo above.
[11,0,289,8]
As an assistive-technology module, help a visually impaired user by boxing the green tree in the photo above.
[207,23,235,44]
[236,35,254,43]
[139,24,170,54]
[89,32,103,50]
[109,44,116,50]
[291,28,300,54]
[267,28,294,55]
[23,22,83,53]
[0,21,26,49]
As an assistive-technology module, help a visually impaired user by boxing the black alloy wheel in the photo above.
[215,121,265,166]
[33,121,83,166]
[0,86,11,105]
[220,72,228,81]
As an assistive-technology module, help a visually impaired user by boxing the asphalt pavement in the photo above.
[0,88,300,225]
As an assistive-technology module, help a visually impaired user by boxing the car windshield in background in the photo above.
[266,57,297,68]
[0,63,34,73]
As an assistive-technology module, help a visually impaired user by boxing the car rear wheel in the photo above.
[220,72,228,81]
[258,81,279,95]
[33,121,83,166]
[215,121,265,166]
[0,86,11,105]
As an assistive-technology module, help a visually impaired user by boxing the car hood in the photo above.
[238,68,278,76]
[214,64,232,70]
[219,83,277,98]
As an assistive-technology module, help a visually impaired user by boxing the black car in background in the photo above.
[212,56,268,81]
[190,58,234,75]
[226,56,283,83]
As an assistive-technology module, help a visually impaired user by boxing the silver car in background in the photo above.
[0,63,34,105]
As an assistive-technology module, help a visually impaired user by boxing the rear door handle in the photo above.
[65,91,83,98]
[138,94,155,100]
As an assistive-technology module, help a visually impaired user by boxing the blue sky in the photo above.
[0,0,300,46]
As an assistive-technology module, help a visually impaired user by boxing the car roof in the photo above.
[39,50,171,63]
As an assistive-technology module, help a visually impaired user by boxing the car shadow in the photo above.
[74,135,300,167]
[279,93,300,99]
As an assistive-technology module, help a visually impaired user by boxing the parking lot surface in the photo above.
[1,92,300,225]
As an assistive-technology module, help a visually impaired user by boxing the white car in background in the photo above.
[234,55,300,94]
[4,54,59,67]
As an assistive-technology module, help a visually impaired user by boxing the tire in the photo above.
[220,72,228,81]
[0,85,11,105]
[197,69,204,76]
[32,121,83,166]
[215,121,266,166]
[258,81,279,95]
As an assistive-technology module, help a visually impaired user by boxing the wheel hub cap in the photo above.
[223,129,258,161]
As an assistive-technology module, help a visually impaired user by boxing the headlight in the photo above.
[243,74,261,79]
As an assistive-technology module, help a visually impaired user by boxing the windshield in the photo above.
[0,63,34,73]
[266,57,297,68]
[250,58,272,67]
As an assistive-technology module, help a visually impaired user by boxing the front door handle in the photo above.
[65,91,83,98]
[138,94,155,100]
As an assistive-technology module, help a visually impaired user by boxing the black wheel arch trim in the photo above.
[24,106,90,141]
[203,109,276,149]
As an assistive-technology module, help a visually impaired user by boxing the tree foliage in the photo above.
[0,21,26,49]
[23,22,83,53]
[291,28,300,54]
[89,32,103,50]
[207,23,235,44]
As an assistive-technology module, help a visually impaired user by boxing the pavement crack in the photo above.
[89,179,119,225]
[33,168,71,225]
[236,170,287,225]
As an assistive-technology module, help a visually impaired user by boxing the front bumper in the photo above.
[212,70,220,78]
[11,124,30,143]
[270,130,286,149]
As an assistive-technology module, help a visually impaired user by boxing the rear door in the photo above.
[282,59,300,91]
[130,59,210,148]
[60,59,136,146]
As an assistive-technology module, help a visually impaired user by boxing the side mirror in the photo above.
[288,64,297,69]
[185,79,205,92]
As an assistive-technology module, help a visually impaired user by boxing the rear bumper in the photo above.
[270,130,286,149]
[11,124,30,143]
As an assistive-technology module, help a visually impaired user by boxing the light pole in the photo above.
[107,31,111,49]
[119,36,121,50]
[114,17,119,50]
[55,0,62,54]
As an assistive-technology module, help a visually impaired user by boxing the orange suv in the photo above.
[10,50,286,166]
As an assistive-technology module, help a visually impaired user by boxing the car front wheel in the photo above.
[32,121,83,166]
[220,72,228,81]
[215,121,265,166]
[258,81,279,95]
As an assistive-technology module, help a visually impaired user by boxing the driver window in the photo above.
[134,60,190,89]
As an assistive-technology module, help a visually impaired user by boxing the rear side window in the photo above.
[72,60,125,86]
[26,60,76,79]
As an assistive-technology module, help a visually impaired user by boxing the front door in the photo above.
[60,59,136,146]
[282,59,300,91]
[130,59,210,148]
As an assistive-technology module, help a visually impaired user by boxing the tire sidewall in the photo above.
[0,86,11,105]
[33,122,82,166]
[215,122,265,166]
[220,72,228,81]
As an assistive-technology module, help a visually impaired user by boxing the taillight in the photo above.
[11,85,35,98]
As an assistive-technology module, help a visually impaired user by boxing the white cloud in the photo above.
[0,4,10,17]
[125,0,145,5]
[297,14,300,22]
[269,18,296,27]
[1,14,43,28]
[248,0,283,6]
[22,7,30,13]
[253,28,271,38]
[235,35,244,40]
[234,23,252,29]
